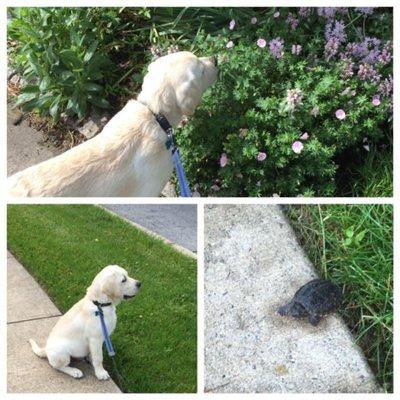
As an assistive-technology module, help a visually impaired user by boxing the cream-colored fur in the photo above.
[29,265,141,380]
[8,52,218,197]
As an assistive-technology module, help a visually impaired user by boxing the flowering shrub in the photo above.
[175,7,392,196]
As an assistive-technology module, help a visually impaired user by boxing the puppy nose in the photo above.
[136,281,142,288]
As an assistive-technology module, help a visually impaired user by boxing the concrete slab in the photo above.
[7,318,121,393]
[204,204,380,393]
[7,106,62,176]
[7,255,61,323]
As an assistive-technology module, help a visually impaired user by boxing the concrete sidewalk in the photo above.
[204,205,380,393]
[102,204,197,253]
[7,252,121,393]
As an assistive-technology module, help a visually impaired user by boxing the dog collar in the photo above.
[154,113,174,150]
[92,300,112,308]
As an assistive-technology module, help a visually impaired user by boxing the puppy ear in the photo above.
[101,278,118,300]
[176,80,203,116]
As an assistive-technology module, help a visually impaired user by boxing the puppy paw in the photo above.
[95,369,110,380]
[71,368,84,379]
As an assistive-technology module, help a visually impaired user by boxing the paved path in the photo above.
[102,205,197,253]
[204,205,380,393]
[7,252,121,393]
[7,107,61,176]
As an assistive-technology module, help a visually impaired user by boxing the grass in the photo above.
[336,145,393,197]
[7,204,197,393]
[286,204,393,392]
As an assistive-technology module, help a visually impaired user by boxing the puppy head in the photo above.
[138,51,218,124]
[88,265,141,303]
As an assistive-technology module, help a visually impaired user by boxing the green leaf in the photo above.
[83,40,98,63]
[59,49,81,68]
[20,85,40,94]
[87,94,111,109]
[39,76,51,91]
[85,82,103,92]
[345,227,354,238]
[49,94,62,121]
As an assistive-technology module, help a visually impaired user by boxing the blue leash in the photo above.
[93,301,125,391]
[172,149,192,197]
[94,304,115,357]
[155,113,192,197]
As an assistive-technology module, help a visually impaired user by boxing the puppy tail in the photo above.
[29,339,47,358]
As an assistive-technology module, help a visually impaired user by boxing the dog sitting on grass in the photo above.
[29,265,141,380]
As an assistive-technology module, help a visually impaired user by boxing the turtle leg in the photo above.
[308,314,321,326]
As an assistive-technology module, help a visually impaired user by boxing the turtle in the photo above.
[277,279,343,326]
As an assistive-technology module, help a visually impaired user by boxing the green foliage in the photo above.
[173,9,392,196]
[7,205,197,393]
[286,204,393,392]
[8,8,124,120]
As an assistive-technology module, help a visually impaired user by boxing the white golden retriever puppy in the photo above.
[29,265,141,380]
[8,51,218,197]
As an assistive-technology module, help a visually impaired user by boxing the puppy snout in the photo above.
[136,281,142,288]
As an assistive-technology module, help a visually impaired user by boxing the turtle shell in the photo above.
[293,279,342,316]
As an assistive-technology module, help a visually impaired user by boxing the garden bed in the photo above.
[7,7,393,196]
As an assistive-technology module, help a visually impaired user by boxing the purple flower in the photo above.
[269,37,284,59]
[291,44,302,55]
[355,7,374,15]
[311,106,320,116]
[292,141,304,154]
[257,152,267,161]
[299,8,312,18]
[300,132,309,140]
[325,37,340,60]
[229,19,235,30]
[251,17,257,24]
[257,38,267,48]
[358,63,381,83]
[220,153,228,167]
[286,88,303,111]
[286,12,299,32]
[210,184,220,191]
[372,96,381,106]
[226,41,234,49]
[335,109,346,120]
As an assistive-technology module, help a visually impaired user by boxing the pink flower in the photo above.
[300,132,309,140]
[335,109,346,120]
[251,17,258,24]
[291,44,302,55]
[292,141,304,154]
[257,38,267,48]
[257,152,267,161]
[219,153,228,167]
[274,11,280,18]
[372,96,381,106]
[229,19,235,30]
[226,41,234,49]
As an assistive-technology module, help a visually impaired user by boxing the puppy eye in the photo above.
[122,276,127,283]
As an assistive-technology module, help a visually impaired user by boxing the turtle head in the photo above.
[278,301,294,316]
[278,300,307,317]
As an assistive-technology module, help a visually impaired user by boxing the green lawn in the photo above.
[7,204,197,393]
[286,204,393,392]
